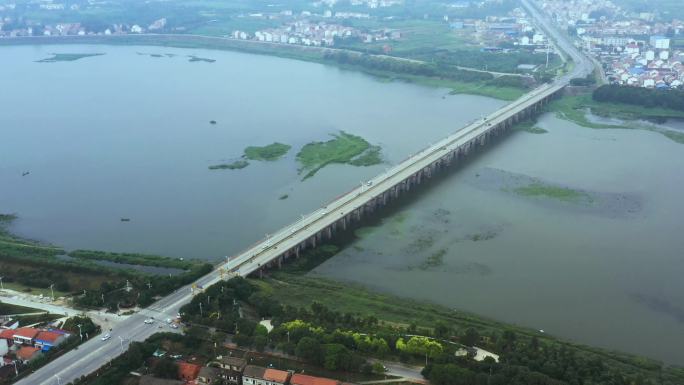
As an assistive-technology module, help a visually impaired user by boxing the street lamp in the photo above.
[0,276,4,291]
[77,324,83,341]
[54,374,62,385]
[118,336,125,352]
[49,284,55,301]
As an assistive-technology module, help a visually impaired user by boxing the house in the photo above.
[0,329,14,346]
[177,362,202,382]
[290,373,341,385]
[219,356,246,384]
[197,366,221,384]
[12,328,39,346]
[34,331,67,352]
[138,376,184,385]
[242,365,291,385]
[15,346,41,363]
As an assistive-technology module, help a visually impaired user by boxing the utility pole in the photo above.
[49,284,55,301]
[77,324,83,341]
[199,302,203,317]
[118,336,125,352]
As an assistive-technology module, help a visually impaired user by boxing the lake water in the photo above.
[1,44,682,365]
[314,112,684,365]
[0,44,504,258]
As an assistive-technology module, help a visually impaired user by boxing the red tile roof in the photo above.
[291,374,340,385]
[16,346,41,361]
[177,362,201,381]
[0,329,14,340]
[35,331,62,343]
[264,368,290,383]
[13,328,39,339]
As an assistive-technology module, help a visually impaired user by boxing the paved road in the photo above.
[17,3,597,384]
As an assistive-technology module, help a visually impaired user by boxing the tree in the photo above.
[296,337,322,364]
[255,335,268,352]
[153,358,178,379]
[323,343,353,371]
[434,321,451,339]
[461,328,480,347]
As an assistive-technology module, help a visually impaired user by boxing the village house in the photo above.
[12,328,39,346]
[219,356,247,384]
[15,346,41,364]
[197,366,221,384]
[242,365,291,385]
[34,330,69,352]
[177,361,202,382]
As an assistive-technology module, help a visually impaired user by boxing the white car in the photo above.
[101,333,111,341]
[144,319,154,324]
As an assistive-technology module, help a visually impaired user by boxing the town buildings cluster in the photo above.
[0,322,71,376]
[232,19,400,47]
[138,355,359,385]
[539,0,684,88]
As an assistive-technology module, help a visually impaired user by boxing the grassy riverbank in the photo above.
[0,214,211,309]
[0,35,528,100]
[549,94,684,144]
[250,244,684,385]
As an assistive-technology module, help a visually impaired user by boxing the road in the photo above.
[17,3,597,384]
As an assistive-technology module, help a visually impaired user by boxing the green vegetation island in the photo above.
[35,53,104,62]
[209,142,291,171]
[297,131,383,179]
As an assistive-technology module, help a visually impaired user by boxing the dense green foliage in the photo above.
[69,249,193,270]
[570,74,597,86]
[593,85,684,111]
[244,142,292,161]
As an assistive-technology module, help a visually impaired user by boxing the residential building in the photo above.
[242,365,291,385]
[219,356,247,384]
[197,366,221,384]
[177,362,202,382]
[15,346,41,363]
[12,328,39,346]
[34,331,68,352]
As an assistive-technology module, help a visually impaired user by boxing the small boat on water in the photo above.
[120,218,131,222]
[22,171,30,176]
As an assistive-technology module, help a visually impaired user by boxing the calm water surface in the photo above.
[1,45,682,365]
[0,44,503,257]
[314,113,684,364]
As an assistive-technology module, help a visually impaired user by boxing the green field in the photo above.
[0,302,45,316]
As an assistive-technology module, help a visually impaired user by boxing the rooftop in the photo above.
[264,368,291,383]
[291,373,340,385]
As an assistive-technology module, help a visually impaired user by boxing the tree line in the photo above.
[593,84,684,111]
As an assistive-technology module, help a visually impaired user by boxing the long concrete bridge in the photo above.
[225,82,566,279]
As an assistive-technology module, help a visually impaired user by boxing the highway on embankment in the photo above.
[16,2,594,384]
